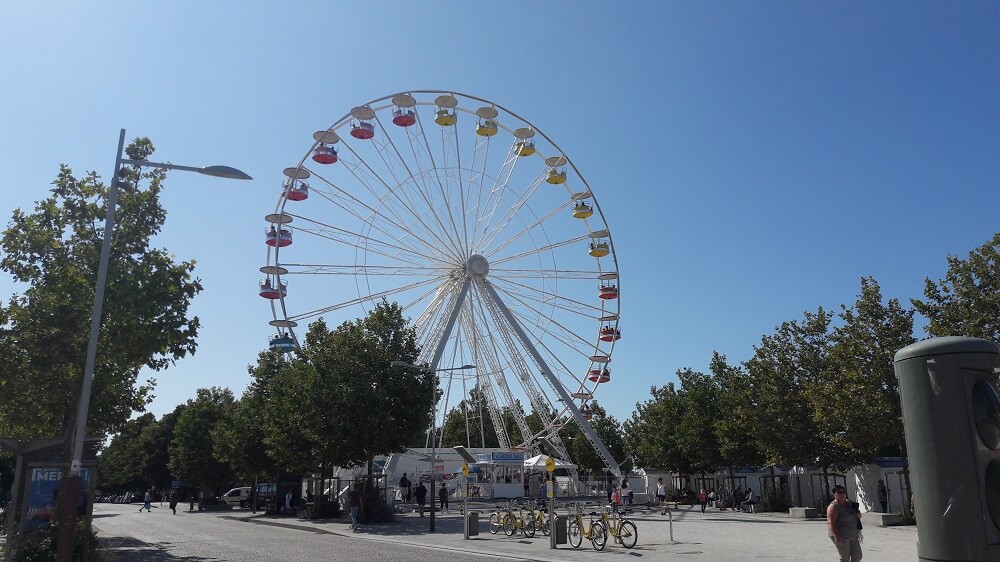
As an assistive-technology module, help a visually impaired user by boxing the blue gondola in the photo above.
[269,333,296,352]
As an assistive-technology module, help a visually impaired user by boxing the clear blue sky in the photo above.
[1,2,998,428]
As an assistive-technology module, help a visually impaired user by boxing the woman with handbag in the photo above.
[827,485,863,561]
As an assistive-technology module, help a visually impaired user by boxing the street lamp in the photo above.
[391,360,475,532]
[58,129,251,561]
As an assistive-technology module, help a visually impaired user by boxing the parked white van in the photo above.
[222,487,251,508]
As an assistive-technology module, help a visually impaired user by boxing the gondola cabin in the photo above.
[589,242,610,257]
[435,108,457,126]
[588,368,611,383]
[311,145,338,164]
[269,333,296,352]
[599,326,621,342]
[265,226,293,247]
[350,121,375,140]
[258,279,287,300]
[392,107,416,127]
[282,180,309,202]
[513,140,535,157]
[476,118,498,136]
[580,404,593,421]
[546,169,567,184]
[572,203,593,219]
[599,284,618,300]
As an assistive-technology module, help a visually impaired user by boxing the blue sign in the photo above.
[171,480,181,489]
[26,467,91,528]
[491,451,526,464]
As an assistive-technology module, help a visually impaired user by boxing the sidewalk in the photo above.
[232,501,919,561]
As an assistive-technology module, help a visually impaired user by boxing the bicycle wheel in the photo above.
[568,518,582,548]
[503,514,516,536]
[538,513,550,536]
[590,521,607,551]
[523,518,535,538]
[619,519,638,548]
[489,512,500,534]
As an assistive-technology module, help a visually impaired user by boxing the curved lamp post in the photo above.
[391,360,475,532]
[58,129,251,562]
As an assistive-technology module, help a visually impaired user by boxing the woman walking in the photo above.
[827,485,863,561]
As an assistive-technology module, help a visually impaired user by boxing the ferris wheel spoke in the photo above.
[469,150,524,253]
[477,173,559,256]
[279,263,452,277]
[334,142,467,262]
[489,235,590,267]
[303,168,448,260]
[369,114,471,260]
[488,268,605,280]
[490,282,601,355]
[287,277,442,323]
[492,276,608,318]
[287,214,442,267]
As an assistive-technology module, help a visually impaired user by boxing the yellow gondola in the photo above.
[513,140,535,156]
[476,118,498,136]
[589,242,610,257]
[435,109,457,126]
[546,169,567,184]
[572,203,593,218]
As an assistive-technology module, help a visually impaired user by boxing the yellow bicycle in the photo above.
[526,501,549,536]
[600,507,638,548]
[568,505,607,551]
[489,501,535,537]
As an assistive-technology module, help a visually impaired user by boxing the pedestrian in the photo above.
[439,482,449,512]
[140,490,152,513]
[606,473,614,504]
[741,488,756,513]
[620,477,630,509]
[284,490,293,513]
[656,477,666,505]
[876,480,888,513]
[169,490,178,515]
[399,473,411,503]
[188,492,195,512]
[827,484,863,561]
[523,472,530,497]
[699,488,708,513]
[538,476,547,508]
[708,488,718,509]
[415,480,428,516]
[348,483,363,532]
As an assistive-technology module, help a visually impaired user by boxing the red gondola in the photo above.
[312,145,338,164]
[282,180,309,202]
[599,284,619,300]
[265,226,293,247]
[599,326,621,342]
[350,121,375,139]
[258,279,287,299]
[392,107,416,127]
[588,368,611,383]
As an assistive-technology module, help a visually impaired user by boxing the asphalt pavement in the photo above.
[87,500,919,561]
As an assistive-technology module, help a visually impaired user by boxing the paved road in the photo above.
[90,501,920,561]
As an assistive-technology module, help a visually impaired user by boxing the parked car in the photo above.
[222,486,252,508]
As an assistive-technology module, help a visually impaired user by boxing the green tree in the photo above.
[711,352,763,470]
[912,233,1000,341]
[168,387,236,495]
[142,405,186,491]
[625,380,682,471]
[214,362,280,482]
[97,413,156,492]
[812,277,915,460]
[0,139,202,440]
[745,309,842,468]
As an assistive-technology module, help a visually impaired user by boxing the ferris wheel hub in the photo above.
[466,254,490,278]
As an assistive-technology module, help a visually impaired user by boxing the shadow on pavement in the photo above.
[100,536,217,561]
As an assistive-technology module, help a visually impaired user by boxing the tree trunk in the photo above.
[900,440,912,511]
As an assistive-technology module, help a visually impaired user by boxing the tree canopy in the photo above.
[0,138,202,440]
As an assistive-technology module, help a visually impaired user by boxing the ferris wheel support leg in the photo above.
[424,278,472,452]
[478,280,622,478]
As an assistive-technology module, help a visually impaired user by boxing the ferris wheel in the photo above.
[261,91,621,472]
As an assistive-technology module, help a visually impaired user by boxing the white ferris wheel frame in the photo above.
[263,90,622,476]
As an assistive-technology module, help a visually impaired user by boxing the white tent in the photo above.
[524,454,577,469]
